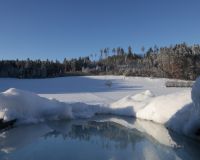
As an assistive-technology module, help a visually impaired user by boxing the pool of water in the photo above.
[0,116,200,160]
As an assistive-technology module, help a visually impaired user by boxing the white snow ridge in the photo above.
[0,88,73,123]
[0,76,200,139]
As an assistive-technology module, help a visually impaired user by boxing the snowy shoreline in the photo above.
[0,76,199,139]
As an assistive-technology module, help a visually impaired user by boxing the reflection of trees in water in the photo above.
[1,119,200,160]
[43,121,143,150]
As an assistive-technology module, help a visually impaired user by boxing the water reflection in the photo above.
[0,116,200,160]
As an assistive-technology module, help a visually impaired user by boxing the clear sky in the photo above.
[0,0,199,61]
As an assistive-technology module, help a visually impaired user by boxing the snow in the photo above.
[0,76,185,104]
[0,88,73,123]
[136,91,191,124]
[165,77,200,137]
[0,76,199,139]
[110,90,155,116]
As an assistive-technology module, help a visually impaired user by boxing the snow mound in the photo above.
[165,77,200,137]
[109,82,200,138]
[136,91,191,124]
[0,88,134,123]
[0,88,73,123]
[110,90,154,116]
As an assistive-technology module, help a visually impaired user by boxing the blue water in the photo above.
[0,116,199,160]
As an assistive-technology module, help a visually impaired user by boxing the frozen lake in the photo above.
[0,76,199,160]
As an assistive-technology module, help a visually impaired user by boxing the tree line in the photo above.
[0,42,200,80]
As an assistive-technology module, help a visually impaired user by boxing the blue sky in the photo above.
[0,0,199,61]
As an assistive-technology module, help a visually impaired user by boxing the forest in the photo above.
[0,43,200,80]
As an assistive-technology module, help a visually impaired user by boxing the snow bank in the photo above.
[0,88,73,123]
[166,77,200,137]
[110,90,192,124]
[0,88,131,123]
[136,91,191,124]
[108,77,200,138]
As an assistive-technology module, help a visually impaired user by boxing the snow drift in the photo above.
[0,88,73,123]
[109,77,200,138]
[0,88,129,123]
[110,90,155,116]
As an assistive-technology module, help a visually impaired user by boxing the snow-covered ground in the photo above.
[0,76,199,140]
[0,76,187,104]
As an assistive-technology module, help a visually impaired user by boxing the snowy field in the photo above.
[0,76,188,104]
[0,76,199,140]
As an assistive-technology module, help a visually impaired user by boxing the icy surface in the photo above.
[1,117,200,160]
